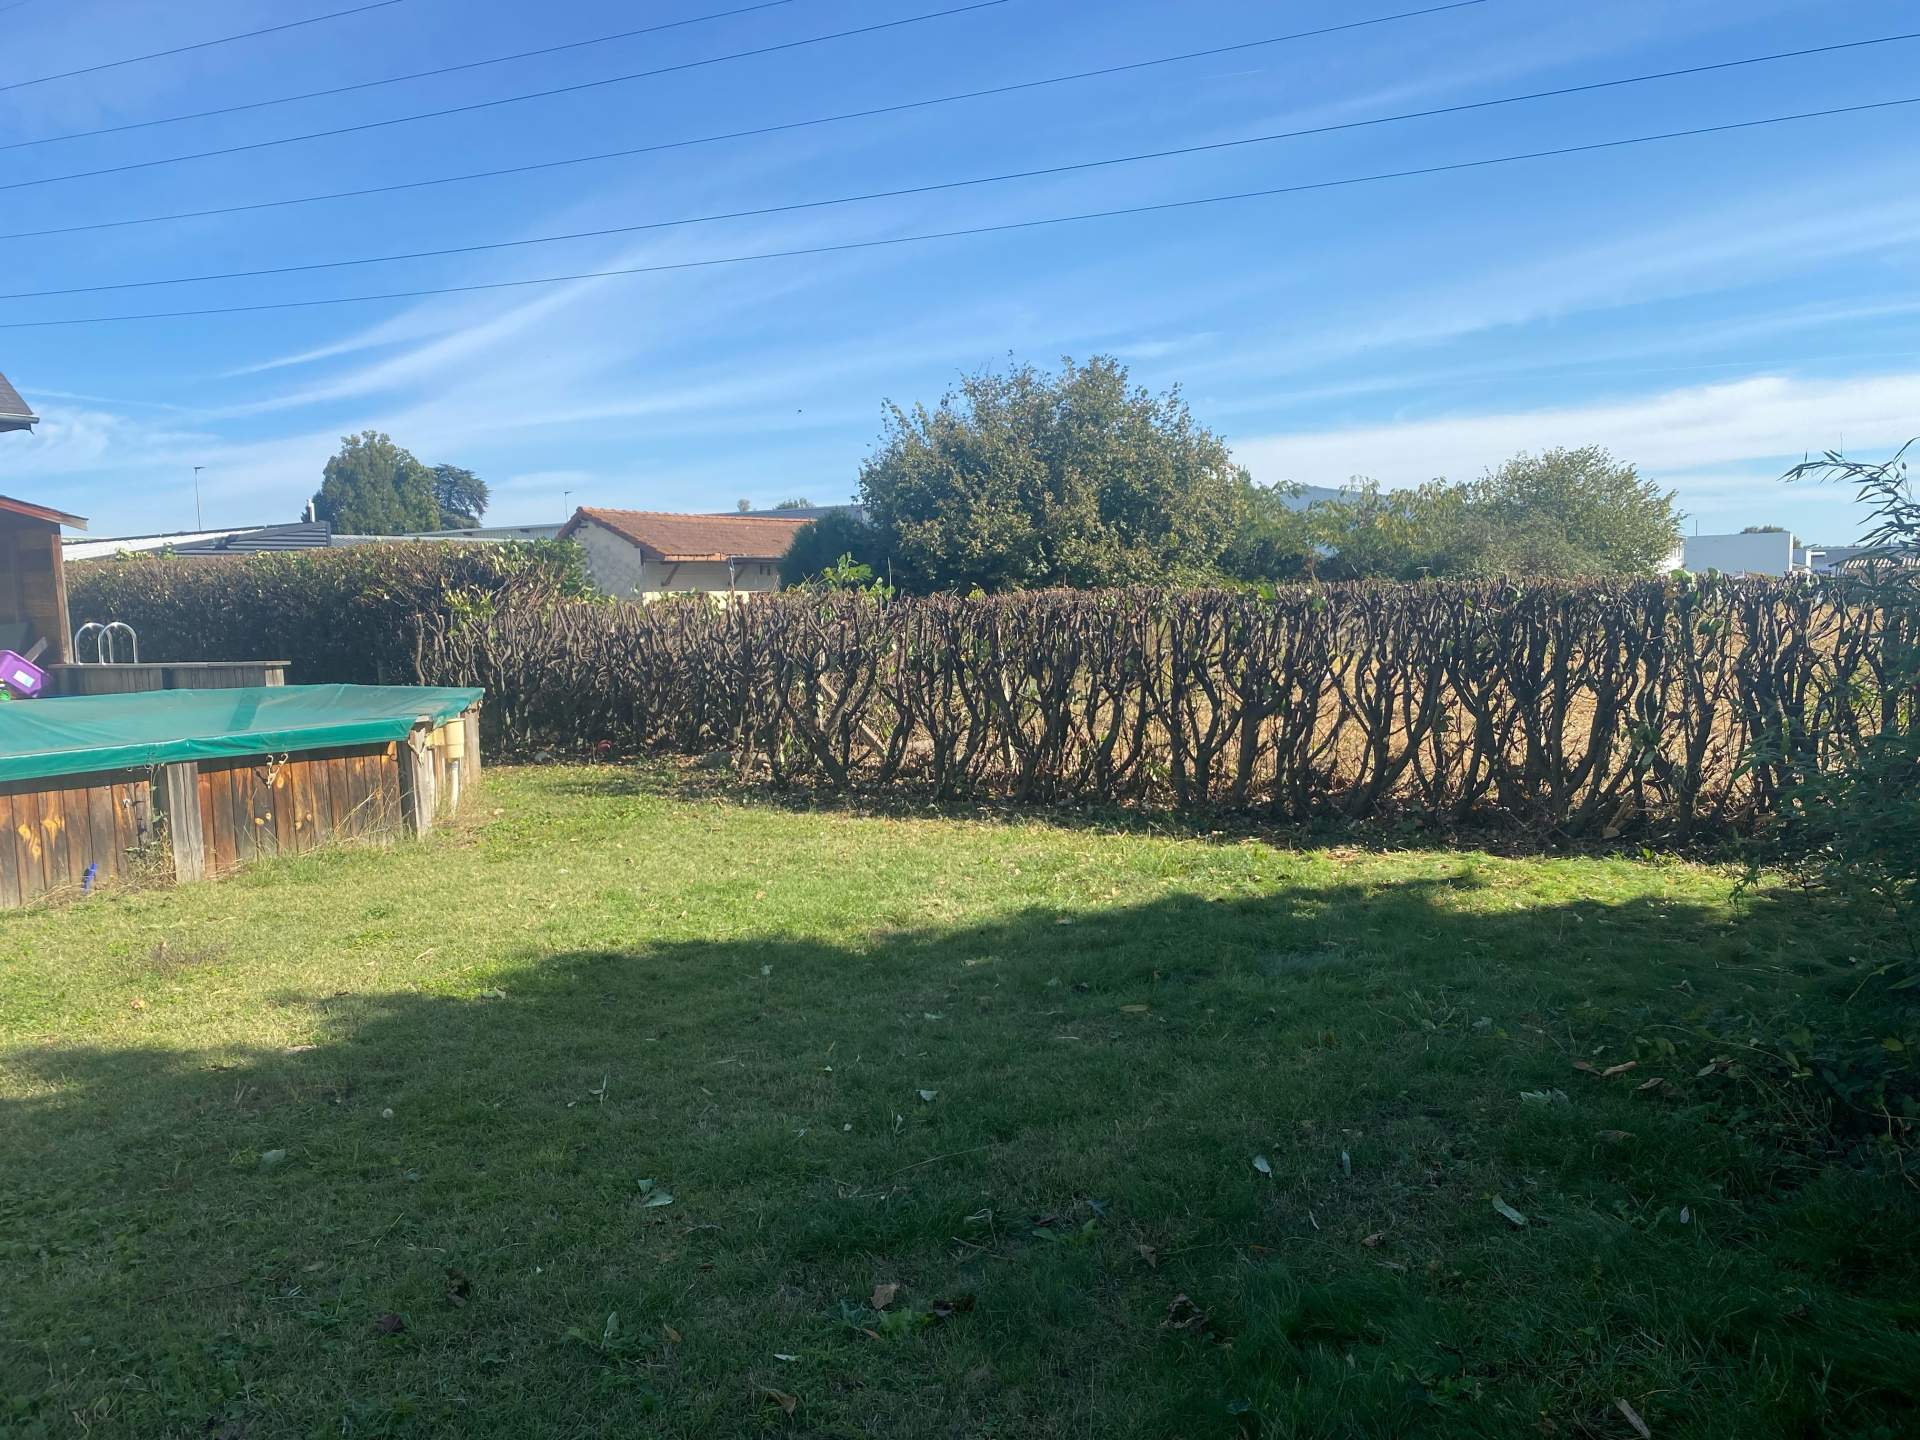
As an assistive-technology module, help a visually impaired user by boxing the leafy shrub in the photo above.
[66,541,589,684]
[1759,444,1920,953]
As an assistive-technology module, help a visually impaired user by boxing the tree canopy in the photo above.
[309,432,440,535]
[857,356,1242,593]
[1225,447,1680,583]
[431,465,490,529]
[306,434,486,534]
[779,509,890,589]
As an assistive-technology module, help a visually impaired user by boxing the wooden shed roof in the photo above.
[0,494,86,529]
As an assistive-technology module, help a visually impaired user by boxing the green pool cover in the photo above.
[0,684,483,784]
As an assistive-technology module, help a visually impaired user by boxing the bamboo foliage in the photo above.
[411,577,1896,835]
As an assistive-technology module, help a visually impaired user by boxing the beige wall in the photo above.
[574,521,782,601]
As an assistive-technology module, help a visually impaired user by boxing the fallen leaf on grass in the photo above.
[761,1387,798,1417]
[1251,1154,1272,1177]
[283,1044,316,1055]
[636,1178,675,1207]
[1695,1056,1734,1077]
[1163,1294,1210,1333]
[1120,1004,1150,1014]
[871,1282,899,1311]
[1491,1196,1528,1228]
[1136,1243,1159,1268]
[372,1313,406,1335]
[1360,1232,1386,1248]
[1635,1077,1678,1098]
[1519,1089,1569,1106]
[773,1352,797,1362]
[916,1089,938,1103]
[1601,1061,1639,1079]
[258,1149,287,1171]
[1614,1397,1653,1439]
[663,1326,682,1344]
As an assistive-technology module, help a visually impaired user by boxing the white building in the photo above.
[1681,531,1815,577]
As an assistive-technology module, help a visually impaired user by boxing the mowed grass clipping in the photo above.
[2,765,1916,1439]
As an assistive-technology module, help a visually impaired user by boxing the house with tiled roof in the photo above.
[556,507,812,599]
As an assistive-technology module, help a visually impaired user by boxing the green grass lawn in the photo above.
[2,765,1916,1439]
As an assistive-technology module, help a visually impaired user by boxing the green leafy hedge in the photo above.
[65,541,589,684]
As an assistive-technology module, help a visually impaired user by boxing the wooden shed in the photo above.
[0,493,85,666]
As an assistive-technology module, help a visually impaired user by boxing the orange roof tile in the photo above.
[561,507,810,562]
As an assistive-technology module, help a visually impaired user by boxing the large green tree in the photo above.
[858,356,1242,592]
[430,464,490,529]
[1465,446,1680,576]
[308,432,441,534]
[779,510,891,588]
[1227,447,1681,582]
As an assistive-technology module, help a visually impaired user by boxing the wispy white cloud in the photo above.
[1233,371,1920,497]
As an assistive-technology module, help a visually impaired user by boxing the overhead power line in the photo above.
[3,24,1904,255]
[0,0,1013,193]
[16,36,1920,304]
[0,0,407,96]
[3,95,1909,331]
[0,18,1901,245]
[6,13,1879,254]
[0,0,804,153]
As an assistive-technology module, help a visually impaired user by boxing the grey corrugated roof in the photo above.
[172,522,334,554]
[0,371,36,430]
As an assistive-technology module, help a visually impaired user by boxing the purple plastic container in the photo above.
[0,649,47,699]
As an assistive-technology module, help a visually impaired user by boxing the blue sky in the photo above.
[1,0,1916,542]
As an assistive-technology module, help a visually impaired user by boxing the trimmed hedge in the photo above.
[73,553,1901,836]
[66,541,588,684]
[409,577,1897,837]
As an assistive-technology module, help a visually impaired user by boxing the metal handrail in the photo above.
[69,621,140,664]
[102,622,138,664]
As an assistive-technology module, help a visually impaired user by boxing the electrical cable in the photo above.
[0,0,805,153]
[0,0,1013,192]
[3,94,1908,330]
[0,0,407,95]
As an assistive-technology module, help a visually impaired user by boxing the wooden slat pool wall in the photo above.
[46,662,290,696]
[0,769,155,908]
[0,701,480,905]
[192,740,409,878]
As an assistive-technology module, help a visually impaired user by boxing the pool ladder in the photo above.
[72,621,139,664]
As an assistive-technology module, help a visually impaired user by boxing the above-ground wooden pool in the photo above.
[0,684,482,907]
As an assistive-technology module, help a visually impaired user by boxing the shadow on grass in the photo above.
[3,881,1916,1438]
